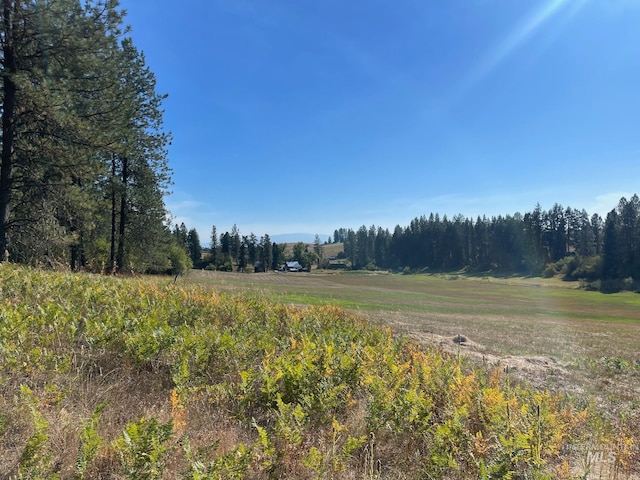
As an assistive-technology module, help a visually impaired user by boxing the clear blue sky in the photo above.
[119,0,640,243]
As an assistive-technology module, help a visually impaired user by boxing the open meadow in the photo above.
[2,265,639,479]
[187,269,640,414]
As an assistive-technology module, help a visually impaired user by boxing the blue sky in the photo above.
[119,0,640,243]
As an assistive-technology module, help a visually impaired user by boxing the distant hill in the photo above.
[271,233,332,244]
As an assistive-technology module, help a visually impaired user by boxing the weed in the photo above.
[15,385,57,480]
[75,402,106,480]
[0,265,637,479]
[112,417,174,480]
[600,356,630,373]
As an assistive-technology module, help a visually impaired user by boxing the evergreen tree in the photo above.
[271,241,282,270]
[545,204,568,262]
[574,209,595,257]
[108,38,171,272]
[172,223,189,251]
[390,224,406,269]
[313,234,322,264]
[187,228,202,267]
[374,227,391,269]
[345,229,357,267]
[591,214,604,255]
[230,224,240,262]
[0,1,172,272]
[260,234,272,272]
[602,209,619,279]
[1,0,126,263]
[210,225,218,265]
[220,232,231,260]
[329,196,639,282]
[523,204,545,271]
[248,232,257,266]
[356,225,369,268]
[442,217,463,269]
[238,236,247,272]
[617,195,640,278]
[473,216,490,270]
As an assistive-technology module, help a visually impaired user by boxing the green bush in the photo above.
[543,256,602,281]
[218,257,233,271]
[113,418,173,480]
[542,264,556,278]
[167,244,193,277]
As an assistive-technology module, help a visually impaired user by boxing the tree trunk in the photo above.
[0,0,17,261]
[116,156,128,272]
[110,154,117,272]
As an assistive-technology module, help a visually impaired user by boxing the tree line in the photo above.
[170,223,325,273]
[3,2,637,287]
[335,195,640,288]
[0,0,183,273]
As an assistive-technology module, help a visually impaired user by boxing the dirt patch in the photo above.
[405,330,574,393]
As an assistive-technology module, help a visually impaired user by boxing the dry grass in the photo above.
[320,242,344,259]
[184,269,640,418]
[279,241,343,261]
[3,266,639,479]
[192,267,638,477]
[0,354,259,479]
[0,355,170,478]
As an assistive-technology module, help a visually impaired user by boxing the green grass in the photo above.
[185,270,640,416]
[185,269,640,323]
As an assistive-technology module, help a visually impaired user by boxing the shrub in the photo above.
[218,257,233,271]
[542,264,556,278]
[113,418,173,480]
[0,264,630,479]
[570,255,602,280]
[167,244,192,278]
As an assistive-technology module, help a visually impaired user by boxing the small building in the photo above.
[254,261,266,273]
[284,261,302,272]
[326,261,347,270]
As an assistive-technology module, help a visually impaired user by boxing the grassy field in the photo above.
[1,265,639,479]
[185,269,640,414]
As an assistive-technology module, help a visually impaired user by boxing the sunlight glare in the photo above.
[455,0,587,99]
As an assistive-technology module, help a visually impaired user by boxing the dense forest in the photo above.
[0,0,188,273]
[334,195,640,289]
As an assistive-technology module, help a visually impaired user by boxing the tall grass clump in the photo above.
[0,264,637,479]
